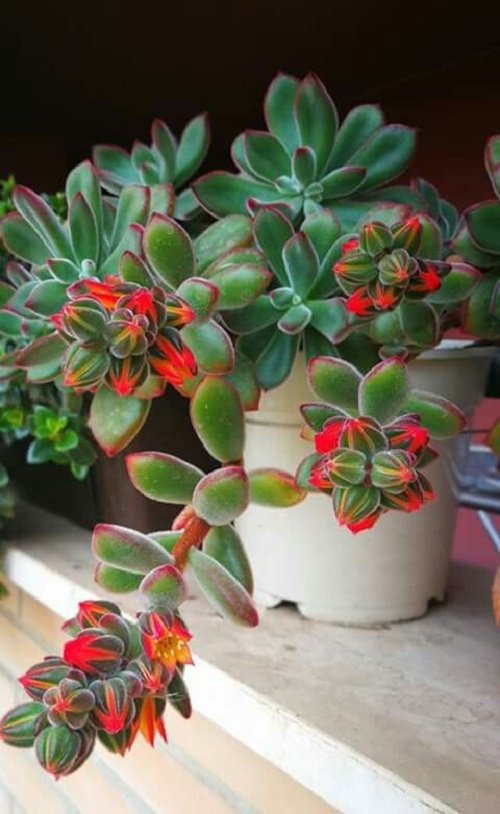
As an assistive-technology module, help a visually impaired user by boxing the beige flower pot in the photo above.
[236,342,494,624]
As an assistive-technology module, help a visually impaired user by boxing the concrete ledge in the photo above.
[2,503,499,813]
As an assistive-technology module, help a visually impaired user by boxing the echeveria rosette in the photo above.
[93,115,210,221]
[27,403,97,480]
[297,356,466,532]
[0,597,193,777]
[452,135,500,340]
[222,206,353,390]
[193,72,416,229]
[334,215,480,358]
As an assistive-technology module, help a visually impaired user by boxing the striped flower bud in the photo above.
[35,724,82,778]
[0,702,46,747]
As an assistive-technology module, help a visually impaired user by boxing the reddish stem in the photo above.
[172,515,210,570]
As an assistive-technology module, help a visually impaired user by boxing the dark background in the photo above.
[1,2,500,208]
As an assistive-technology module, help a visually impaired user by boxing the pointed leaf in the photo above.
[188,548,258,627]
[253,206,294,285]
[328,104,385,168]
[347,125,417,191]
[15,333,67,368]
[255,330,299,389]
[193,172,279,218]
[110,185,150,249]
[402,391,466,439]
[320,167,366,200]
[90,387,151,457]
[282,231,319,298]
[203,525,253,592]
[264,72,300,153]
[465,201,500,255]
[176,277,219,321]
[249,468,306,507]
[14,186,72,258]
[295,73,338,176]
[69,193,99,264]
[358,358,409,423]
[175,113,211,187]
[144,214,195,287]
[243,131,291,181]
[1,212,51,264]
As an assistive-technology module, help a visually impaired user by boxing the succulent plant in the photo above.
[194,72,417,229]
[0,599,193,776]
[297,357,466,531]
[93,116,210,221]
[452,135,500,339]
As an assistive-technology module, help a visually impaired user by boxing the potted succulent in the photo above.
[0,71,498,781]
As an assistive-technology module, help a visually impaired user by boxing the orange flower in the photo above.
[140,613,193,673]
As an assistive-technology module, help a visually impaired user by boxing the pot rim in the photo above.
[419,339,497,361]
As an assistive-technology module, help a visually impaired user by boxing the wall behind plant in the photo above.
[1,2,499,206]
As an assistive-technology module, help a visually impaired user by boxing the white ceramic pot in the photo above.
[236,341,494,624]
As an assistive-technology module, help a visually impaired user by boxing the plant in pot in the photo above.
[0,73,497,780]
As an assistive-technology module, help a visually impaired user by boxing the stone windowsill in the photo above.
[2,503,499,814]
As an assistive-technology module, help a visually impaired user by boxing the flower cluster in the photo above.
[0,600,193,778]
[309,414,437,532]
[51,277,197,396]
[334,219,450,317]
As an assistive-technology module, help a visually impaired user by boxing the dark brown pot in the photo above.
[92,388,216,533]
[4,388,215,533]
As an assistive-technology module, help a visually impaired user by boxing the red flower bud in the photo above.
[63,630,124,676]
[90,677,136,735]
[0,702,46,747]
[35,724,82,778]
[19,658,72,701]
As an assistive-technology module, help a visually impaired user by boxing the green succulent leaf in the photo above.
[399,301,439,348]
[210,264,271,310]
[92,524,174,574]
[465,201,500,255]
[253,206,294,286]
[427,263,479,304]
[175,113,211,187]
[15,333,66,368]
[13,185,73,259]
[203,525,253,592]
[89,387,150,457]
[278,303,312,334]
[192,467,249,526]
[295,452,324,490]
[140,563,186,611]
[144,214,195,288]
[292,147,317,187]
[176,277,219,322]
[126,452,204,504]
[328,104,385,169]
[221,295,278,335]
[194,214,253,274]
[182,320,234,374]
[358,358,409,423]
[188,548,258,627]
[346,125,416,192]
[302,208,341,260]
[1,212,52,265]
[264,72,300,153]
[255,330,299,390]
[225,350,261,411]
[25,281,68,317]
[69,193,99,265]
[110,185,150,250]
[307,355,361,411]
[321,167,366,200]
[94,564,144,594]
[300,402,346,431]
[402,391,466,439]
[193,172,281,218]
[485,135,500,198]
[463,274,500,339]
[243,131,291,181]
[295,73,338,176]
[248,468,306,507]
[190,375,245,462]
[308,298,349,343]
[282,231,319,299]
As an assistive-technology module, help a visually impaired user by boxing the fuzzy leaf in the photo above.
[192,467,249,526]
[203,525,253,592]
[188,548,258,627]
[253,207,294,286]
[144,214,195,287]
[94,565,143,593]
[358,358,409,423]
[92,524,174,574]
[126,452,203,504]
[14,186,73,259]
[427,263,479,304]
[249,468,306,507]
[110,185,150,249]
[25,281,68,317]
[69,193,99,264]
[225,351,261,411]
[307,355,361,410]
[402,391,466,439]
[194,214,253,274]
[176,277,219,321]
[140,563,186,611]
[400,301,439,348]
[190,376,244,462]
[181,320,234,374]
[89,387,150,457]
[210,264,272,310]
